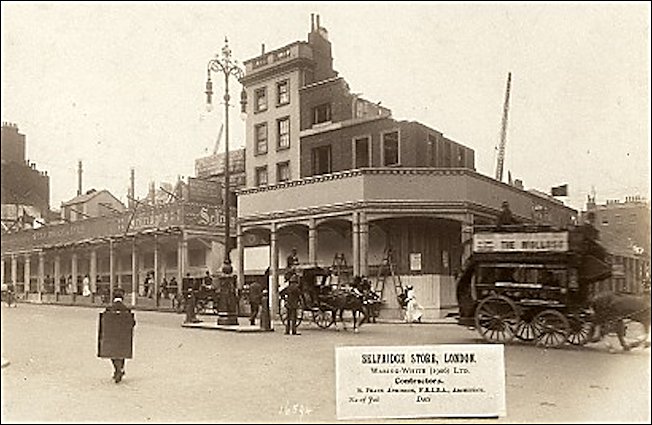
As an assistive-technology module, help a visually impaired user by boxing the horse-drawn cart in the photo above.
[457,224,615,348]
[278,267,337,328]
[279,266,372,330]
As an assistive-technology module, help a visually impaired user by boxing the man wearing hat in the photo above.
[98,288,136,383]
[280,274,302,335]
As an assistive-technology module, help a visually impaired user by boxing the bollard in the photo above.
[261,289,272,331]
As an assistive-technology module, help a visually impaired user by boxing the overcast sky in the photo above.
[2,2,650,212]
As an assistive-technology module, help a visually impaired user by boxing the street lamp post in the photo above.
[205,38,246,325]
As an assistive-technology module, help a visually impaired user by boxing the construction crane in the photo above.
[495,72,512,182]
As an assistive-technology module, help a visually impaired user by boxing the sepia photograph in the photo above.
[1,2,650,423]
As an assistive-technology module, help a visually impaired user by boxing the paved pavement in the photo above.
[1,303,650,423]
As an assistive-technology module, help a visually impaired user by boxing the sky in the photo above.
[2,2,650,213]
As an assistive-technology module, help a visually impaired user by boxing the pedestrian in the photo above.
[145,273,154,298]
[497,201,519,226]
[286,247,300,271]
[248,279,263,326]
[160,277,169,300]
[82,274,91,297]
[3,283,17,307]
[404,285,424,323]
[280,274,302,335]
[98,288,136,383]
[184,287,200,324]
[201,271,213,295]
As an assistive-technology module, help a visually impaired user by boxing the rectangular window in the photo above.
[444,141,452,166]
[277,117,290,149]
[382,131,399,166]
[255,123,268,155]
[254,87,267,113]
[277,161,290,182]
[277,80,290,105]
[427,134,437,166]
[458,147,466,167]
[312,145,332,176]
[312,103,332,125]
[255,166,268,187]
[353,136,370,168]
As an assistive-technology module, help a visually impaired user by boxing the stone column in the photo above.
[153,234,159,307]
[38,251,45,298]
[71,252,79,296]
[54,254,61,295]
[461,213,474,268]
[138,251,146,296]
[177,232,188,297]
[352,212,360,277]
[109,239,115,301]
[237,225,245,290]
[131,238,138,306]
[24,254,31,294]
[177,236,183,297]
[308,218,318,266]
[11,255,18,290]
[270,222,279,317]
[90,248,97,294]
[359,212,369,277]
[116,252,122,288]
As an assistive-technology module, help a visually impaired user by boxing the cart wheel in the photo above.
[474,295,520,344]
[534,309,570,348]
[567,314,594,346]
[514,319,538,342]
[313,309,335,328]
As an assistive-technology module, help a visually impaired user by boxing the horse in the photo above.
[590,291,651,351]
[320,290,368,332]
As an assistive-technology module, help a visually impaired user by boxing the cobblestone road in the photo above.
[1,304,650,423]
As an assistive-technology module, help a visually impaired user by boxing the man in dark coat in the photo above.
[497,201,519,226]
[280,276,302,335]
[99,288,136,383]
[248,280,263,326]
[286,248,300,271]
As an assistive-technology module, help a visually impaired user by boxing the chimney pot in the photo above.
[311,13,315,31]
[316,14,320,29]
[261,43,265,54]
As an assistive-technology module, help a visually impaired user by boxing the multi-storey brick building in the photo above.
[1,122,50,231]
[584,195,651,293]
[236,15,577,318]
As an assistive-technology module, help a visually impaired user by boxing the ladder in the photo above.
[374,248,404,302]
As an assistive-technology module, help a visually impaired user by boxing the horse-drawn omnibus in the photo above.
[456,223,615,348]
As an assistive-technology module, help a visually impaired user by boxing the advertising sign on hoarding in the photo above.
[473,232,569,253]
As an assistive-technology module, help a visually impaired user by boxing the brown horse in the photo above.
[321,290,367,332]
[590,291,651,351]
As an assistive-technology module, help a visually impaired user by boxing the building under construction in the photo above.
[235,15,577,319]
